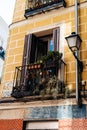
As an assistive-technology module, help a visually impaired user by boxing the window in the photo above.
[22,27,60,66]
[21,27,65,93]
[49,39,54,51]
[23,121,58,130]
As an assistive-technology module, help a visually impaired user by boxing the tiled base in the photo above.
[0,119,23,130]
[1,118,87,130]
[59,119,87,130]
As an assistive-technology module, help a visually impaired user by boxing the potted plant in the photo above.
[40,51,62,64]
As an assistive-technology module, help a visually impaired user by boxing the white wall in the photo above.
[0,16,9,81]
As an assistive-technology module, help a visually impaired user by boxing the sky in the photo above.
[0,0,16,26]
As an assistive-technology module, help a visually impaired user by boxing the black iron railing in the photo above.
[24,0,66,18]
[11,59,66,99]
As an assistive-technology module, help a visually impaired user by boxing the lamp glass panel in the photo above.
[67,37,77,48]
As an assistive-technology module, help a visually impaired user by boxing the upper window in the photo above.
[24,0,66,18]
[22,27,60,65]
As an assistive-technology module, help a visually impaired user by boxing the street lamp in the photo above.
[65,32,82,51]
[65,32,83,106]
[65,32,83,72]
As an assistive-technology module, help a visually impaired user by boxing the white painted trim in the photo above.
[59,23,65,57]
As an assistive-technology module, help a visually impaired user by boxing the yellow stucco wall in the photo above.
[0,0,87,97]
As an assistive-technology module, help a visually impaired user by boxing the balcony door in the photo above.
[21,27,61,91]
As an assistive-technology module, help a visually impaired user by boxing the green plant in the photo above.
[40,51,62,64]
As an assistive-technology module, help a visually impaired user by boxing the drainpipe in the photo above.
[75,0,78,34]
[75,0,79,104]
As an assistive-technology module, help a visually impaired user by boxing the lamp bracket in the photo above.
[72,51,83,72]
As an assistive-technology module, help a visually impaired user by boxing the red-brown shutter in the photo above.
[53,27,60,51]
[30,34,37,63]
[20,34,32,91]
[22,34,32,66]
[53,27,64,81]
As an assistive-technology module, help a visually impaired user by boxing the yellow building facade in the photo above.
[0,0,87,130]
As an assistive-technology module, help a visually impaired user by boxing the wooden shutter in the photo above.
[20,34,32,91]
[53,27,64,81]
[30,34,37,63]
[22,34,32,66]
[53,27,60,51]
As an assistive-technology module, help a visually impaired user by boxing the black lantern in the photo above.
[65,32,82,52]
[65,32,83,72]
